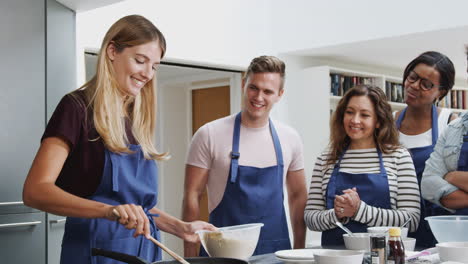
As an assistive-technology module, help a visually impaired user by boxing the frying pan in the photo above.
[91,248,249,264]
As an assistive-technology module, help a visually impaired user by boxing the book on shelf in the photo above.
[452,90,457,109]
[457,90,462,109]
[460,91,466,109]
[385,81,403,103]
[330,74,341,96]
[329,73,376,96]
[438,90,468,110]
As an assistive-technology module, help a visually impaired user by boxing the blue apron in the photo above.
[208,112,291,255]
[454,133,468,215]
[396,105,450,247]
[322,148,391,246]
[60,145,161,264]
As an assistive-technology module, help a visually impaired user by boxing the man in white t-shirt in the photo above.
[182,56,307,257]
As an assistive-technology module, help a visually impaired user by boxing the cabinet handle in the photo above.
[0,221,42,228]
[0,201,23,206]
[50,219,66,224]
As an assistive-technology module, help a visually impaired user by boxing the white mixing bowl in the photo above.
[437,242,468,263]
[343,233,374,251]
[196,223,263,260]
[426,215,468,243]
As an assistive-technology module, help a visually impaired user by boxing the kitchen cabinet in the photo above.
[0,212,46,264]
[0,0,45,206]
[0,0,75,263]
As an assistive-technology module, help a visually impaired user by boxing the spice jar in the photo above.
[370,235,386,264]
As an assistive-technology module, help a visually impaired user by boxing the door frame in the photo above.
[185,72,242,143]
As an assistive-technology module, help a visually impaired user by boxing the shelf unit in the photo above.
[326,66,468,113]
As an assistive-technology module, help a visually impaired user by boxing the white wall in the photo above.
[271,0,468,54]
[156,80,190,257]
[76,0,274,85]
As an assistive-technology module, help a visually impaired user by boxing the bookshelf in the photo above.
[326,66,468,113]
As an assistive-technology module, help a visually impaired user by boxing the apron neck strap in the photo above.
[230,112,283,183]
[396,105,438,145]
[430,104,438,145]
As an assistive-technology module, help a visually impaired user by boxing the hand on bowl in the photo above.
[196,223,264,260]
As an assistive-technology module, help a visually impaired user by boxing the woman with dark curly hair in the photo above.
[305,85,420,246]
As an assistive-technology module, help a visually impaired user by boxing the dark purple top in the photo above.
[43,90,135,198]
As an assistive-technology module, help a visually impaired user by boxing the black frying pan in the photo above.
[91,248,249,264]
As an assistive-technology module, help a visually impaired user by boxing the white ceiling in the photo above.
[56,0,124,12]
[295,25,468,84]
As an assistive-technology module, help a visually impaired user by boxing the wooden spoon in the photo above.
[112,209,190,264]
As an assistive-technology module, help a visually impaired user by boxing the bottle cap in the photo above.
[370,236,386,248]
[389,227,401,236]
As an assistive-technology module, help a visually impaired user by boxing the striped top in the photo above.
[304,147,420,232]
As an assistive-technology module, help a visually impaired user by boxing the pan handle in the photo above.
[91,248,149,264]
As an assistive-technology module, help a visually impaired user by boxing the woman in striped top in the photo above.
[305,85,420,246]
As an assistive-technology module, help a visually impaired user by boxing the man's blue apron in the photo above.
[322,148,391,246]
[453,133,468,215]
[60,144,161,264]
[396,105,451,247]
[208,112,291,255]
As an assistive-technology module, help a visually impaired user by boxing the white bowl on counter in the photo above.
[437,242,468,263]
[402,237,416,251]
[313,249,364,264]
[367,226,408,239]
[343,233,374,251]
[343,233,415,251]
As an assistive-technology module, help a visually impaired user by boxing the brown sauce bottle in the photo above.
[387,227,405,264]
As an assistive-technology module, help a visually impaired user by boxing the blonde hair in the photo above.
[77,15,167,160]
[327,85,399,166]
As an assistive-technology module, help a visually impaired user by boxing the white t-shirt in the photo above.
[395,108,452,149]
[186,114,305,213]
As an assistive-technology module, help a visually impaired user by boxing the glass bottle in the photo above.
[387,227,405,264]
[370,235,386,264]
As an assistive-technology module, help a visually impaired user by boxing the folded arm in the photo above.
[422,128,460,211]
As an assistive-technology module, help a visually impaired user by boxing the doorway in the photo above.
[156,63,242,256]
[192,85,231,221]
